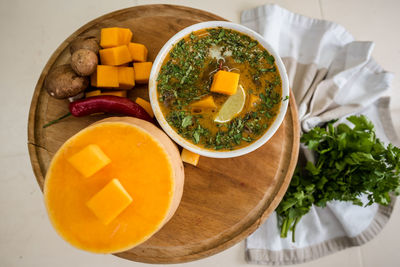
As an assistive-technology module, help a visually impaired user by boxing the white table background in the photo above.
[1,0,399,266]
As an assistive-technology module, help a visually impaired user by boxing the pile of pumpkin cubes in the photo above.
[88,27,152,99]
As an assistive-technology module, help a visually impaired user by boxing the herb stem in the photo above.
[43,112,72,128]
[291,217,300,242]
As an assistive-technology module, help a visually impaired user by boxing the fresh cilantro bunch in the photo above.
[277,115,400,242]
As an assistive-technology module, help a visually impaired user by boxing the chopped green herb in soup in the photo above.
[157,27,283,150]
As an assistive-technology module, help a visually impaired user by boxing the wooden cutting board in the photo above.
[27,4,300,263]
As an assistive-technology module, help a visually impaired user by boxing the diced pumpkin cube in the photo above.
[99,45,132,66]
[101,90,127,97]
[86,179,132,225]
[91,65,119,88]
[120,28,133,45]
[118,67,135,90]
[210,70,240,95]
[249,94,260,107]
[135,97,154,117]
[181,149,200,166]
[100,28,120,48]
[128,43,148,62]
[67,144,111,178]
[133,62,152,83]
[191,96,216,109]
[100,27,132,48]
[85,90,101,98]
[86,89,127,97]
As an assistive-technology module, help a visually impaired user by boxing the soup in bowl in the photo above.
[149,21,289,158]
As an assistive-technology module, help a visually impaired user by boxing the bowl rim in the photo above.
[149,21,290,158]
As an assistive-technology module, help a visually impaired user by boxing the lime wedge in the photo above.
[214,84,246,123]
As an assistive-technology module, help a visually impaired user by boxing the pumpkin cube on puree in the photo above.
[100,45,132,66]
[128,43,148,62]
[91,65,119,88]
[181,149,200,166]
[118,67,135,89]
[86,179,133,225]
[210,70,240,95]
[135,97,154,117]
[133,62,152,83]
[191,96,216,109]
[67,144,111,178]
[100,27,132,48]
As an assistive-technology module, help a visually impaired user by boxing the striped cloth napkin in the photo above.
[241,4,399,265]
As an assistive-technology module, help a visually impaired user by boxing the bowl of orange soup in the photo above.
[149,21,289,158]
[44,118,184,253]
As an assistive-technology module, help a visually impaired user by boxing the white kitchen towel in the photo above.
[241,4,399,265]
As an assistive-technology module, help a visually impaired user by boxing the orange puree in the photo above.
[44,121,177,253]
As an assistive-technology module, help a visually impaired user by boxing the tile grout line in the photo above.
[358,247,365,267]
[318,0,325,19]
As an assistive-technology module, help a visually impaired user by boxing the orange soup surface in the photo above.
[44,122,174,253]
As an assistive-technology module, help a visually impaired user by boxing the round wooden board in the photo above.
[27,4,300,264]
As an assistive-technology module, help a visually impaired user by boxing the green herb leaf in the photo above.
[181,115,192,128]
[193,131,200,144]
[277,115,400,241]
[248,41,258,48]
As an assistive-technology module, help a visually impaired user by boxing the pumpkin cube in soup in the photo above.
[86,179,132,225]
[135,97,154,117]
[91,65,119,88]
[118,67,135,89]
[100,27,132,48]
[181,149,200,166]
[67,144,111,178]
[100,45,132,66]
[210,70,240,96]
[133,62,152,83]
[191,96,216,109]
[128,43,148,62]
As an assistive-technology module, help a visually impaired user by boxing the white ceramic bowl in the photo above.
[149,21,289,158]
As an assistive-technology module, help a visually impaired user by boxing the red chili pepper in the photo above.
[69,95,153,122]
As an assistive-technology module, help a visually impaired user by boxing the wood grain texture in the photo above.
[27,4,300,263]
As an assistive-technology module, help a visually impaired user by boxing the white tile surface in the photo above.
[134,0,322,22]
[0,0,399,266]
[359,201,400,267]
